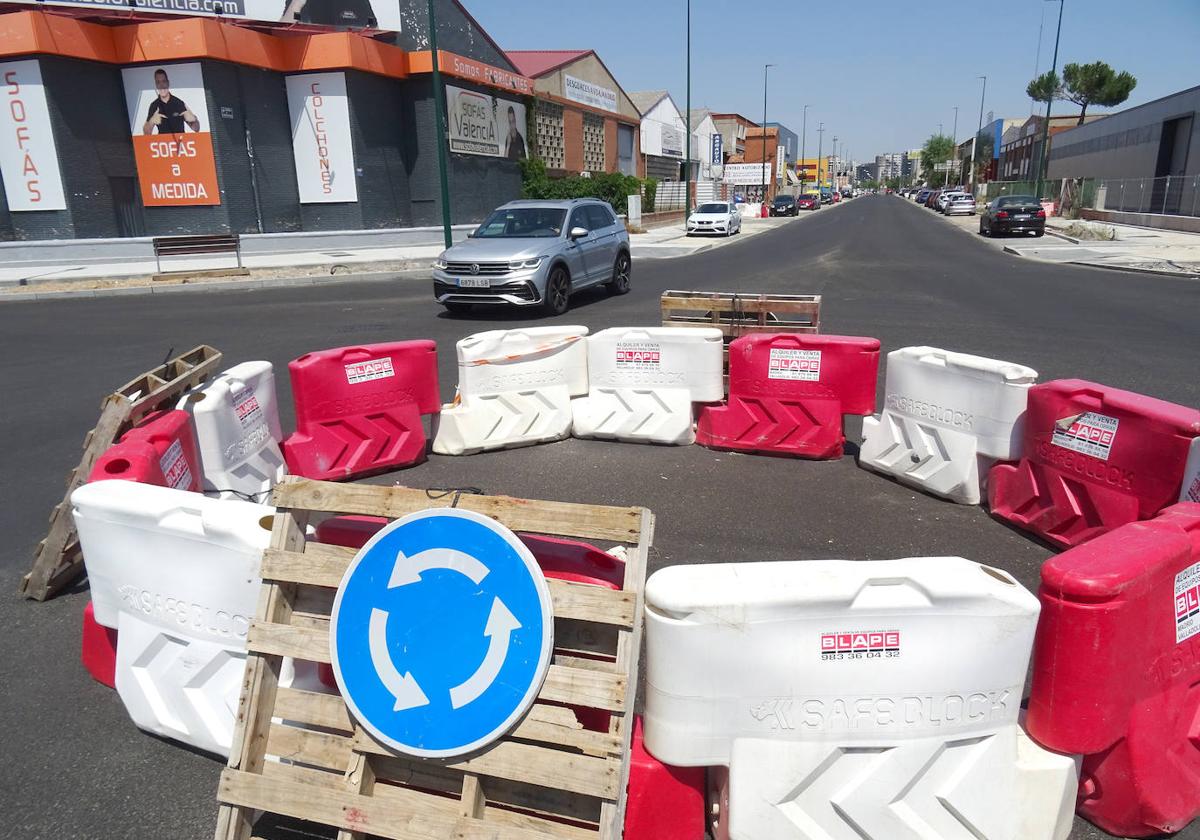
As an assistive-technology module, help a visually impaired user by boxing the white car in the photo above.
[936,191,965,211]
[687,201,742,237]
[944,194,977,216]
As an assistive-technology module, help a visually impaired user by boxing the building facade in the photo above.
[688,109,722,183]
[505,50,641,179]
[998,114,1106,182]
[629,90,685,182]
[710,113,756,162]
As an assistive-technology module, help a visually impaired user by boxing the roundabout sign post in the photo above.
[329,508,554,758]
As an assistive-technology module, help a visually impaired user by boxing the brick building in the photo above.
[504,50,641,178]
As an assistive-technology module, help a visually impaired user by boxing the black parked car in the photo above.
[770,195,798,216]
[979,195,1046,237]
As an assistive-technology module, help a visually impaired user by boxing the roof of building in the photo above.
[710,113,759,126]
[504,50,591,78]
[745,125,779,137]
[628,90,671,115]
[688,109,713,125]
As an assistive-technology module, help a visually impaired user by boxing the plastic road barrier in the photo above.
[1027,502,1200,837]
[71,480,275,756]
[642,557,1078,840]
[178,360,286,500]
[571,327,724,445]
[81,601,117,688]
[282,341,440,480]
[624,716,706,840]
[989,379,1200,548]
[1182,437,1200,503]
[88,409,202,491]
[696,334,879,459]
[859,347,1038,504]
[432,326,589,455]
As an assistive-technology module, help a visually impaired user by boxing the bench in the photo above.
[152,233,243,276]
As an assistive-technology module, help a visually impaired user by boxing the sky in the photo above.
[466,0,1200,162]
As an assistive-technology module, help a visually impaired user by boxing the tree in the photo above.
[920,134,956,186]
[1061,61,1137,124]
[1026,71,1062,105]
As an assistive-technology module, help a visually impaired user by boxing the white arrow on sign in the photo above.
[449,597,522,709]
[388,548,490,588]
[369,607,430,711]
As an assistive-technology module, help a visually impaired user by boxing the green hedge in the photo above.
[520,158,653,215]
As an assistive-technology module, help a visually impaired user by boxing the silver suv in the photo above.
[432,199,632,316]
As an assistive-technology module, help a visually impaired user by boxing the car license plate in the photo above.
[1013,214,1030,221]
[457,277,489,288]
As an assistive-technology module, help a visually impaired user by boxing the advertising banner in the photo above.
[722,162,772,185]
[660,125,683,159]
[122,63,219,206]
[563,74,618,113]
[0,59,66,211]
[286,72,357,203]
[711,133,723,164]
[446,85,527,160]
[8,0,403,30]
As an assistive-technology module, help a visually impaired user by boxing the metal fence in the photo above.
[981,176,1200,218]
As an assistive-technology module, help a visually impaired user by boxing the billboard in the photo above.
[8,0,403,30]
[660,125,683,158]
[722,163,772,185]
[286,72,357,203]
[122,63,220,206]
[0,59,66,211]
[710,133,723,164]
[563,74,618,113]
[446,85,527,160]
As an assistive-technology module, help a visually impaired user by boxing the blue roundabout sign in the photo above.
[329,508,554,758]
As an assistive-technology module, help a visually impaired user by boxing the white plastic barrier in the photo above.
[858,347,1038,504]
[643,557,1078,840]
[72,480,275,756]
[571,327,724,445]
[432,326,589,455]
[178,360,286,501]
[1181,437,1200,503]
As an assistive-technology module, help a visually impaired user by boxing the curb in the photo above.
[1066,260,1200,280]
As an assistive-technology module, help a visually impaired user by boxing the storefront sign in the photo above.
[564,74,618,113]
[660,125,683,158]
[122,63,219,206]
[446,85,527,160]
[0,59,65,212]
[286,72,357,204]
[711,133,723,164]
[11,0,404,30]
[445,53,533,96]
[722,162,772,185]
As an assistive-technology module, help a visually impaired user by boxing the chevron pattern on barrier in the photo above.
[572,388,697,445]
[988,460,1139,548]
[733,736,1024,840]
[433,387,573,455]
[287,403,424,480]
[860,414,982,504]
[698,396,845,459]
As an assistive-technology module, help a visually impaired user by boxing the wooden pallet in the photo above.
[19,345,223,601]
[215,476,654,840]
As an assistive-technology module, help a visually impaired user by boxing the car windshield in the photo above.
[697,203,729,213]
[996,196,1039,207]
[473,207,566,238]
[801,194,818,200]
[774,197,794,204]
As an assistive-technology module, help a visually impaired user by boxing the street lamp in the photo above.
[1035,0,1065,199]
[951,106,959,187]
[816,122,824,194]
[760,63,774,206]
[800,104,810,191]
[832,136,838,191]
[427,0,452,248]
[684,0,691,216]
[971,75,987,194]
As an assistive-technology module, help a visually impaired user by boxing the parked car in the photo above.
[924,189,943,209]
[979,195,1047,237]
[915,188,932,204]
[796,193,820,211]
[944,194,977,216]
[687,201,742,237]
[770,195,798,217]
[936,191,964,212]
[432,198,630,316]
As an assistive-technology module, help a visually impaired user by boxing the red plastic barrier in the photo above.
[623,716,706,840]
[283,342,440,481]
[989,380,1200,548]
[81,601,117,689]
[696,334,880,459]
[88,409,202,491]
[1028,502,1200,836]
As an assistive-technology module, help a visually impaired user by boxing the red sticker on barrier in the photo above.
[158,439,193,490]
[233,388,262,428]
[768,348,821,381]
[1052,411,1119,461]
[344,358,395,385]
[615,342,661,368]
[820,630,901,659]
[1175,562,1200,644]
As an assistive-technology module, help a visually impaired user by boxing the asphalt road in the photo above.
[2,194,1197,839]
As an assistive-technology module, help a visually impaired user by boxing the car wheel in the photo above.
[442,302,472,315]
[606,252,631,295]
[542,266,571,316]
[979,221,989,236]
[1034,229,1044,237]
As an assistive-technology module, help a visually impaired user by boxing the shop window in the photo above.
[583,113,605,173]
[536,101,565,170]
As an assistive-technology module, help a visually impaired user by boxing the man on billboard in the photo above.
[504,105,527,160]
[142,68,200,135]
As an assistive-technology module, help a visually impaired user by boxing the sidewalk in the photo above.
[933,202,1200,278]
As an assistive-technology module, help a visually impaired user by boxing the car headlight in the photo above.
[508,256,544,270]
[433,256,448,270]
